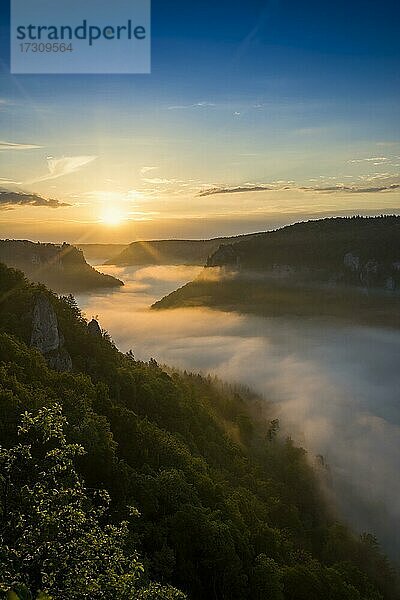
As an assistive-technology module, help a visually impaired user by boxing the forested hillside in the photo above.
[0,262,398,599]
[0,240,123,292]
[206,216,400,275]
[153,217,400,326]
[106,234,257,266]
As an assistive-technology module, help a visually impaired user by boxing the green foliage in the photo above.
[0,404,185,599]
[0,261,398,599]
[249,555,283,600]
[6,584,51,600]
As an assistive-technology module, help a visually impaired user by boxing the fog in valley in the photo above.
[76,264,400,562]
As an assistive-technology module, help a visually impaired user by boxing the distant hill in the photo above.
[153,217,400,326]
[0,240,123,292]
[106,234,259,266]
[77,243,128,264]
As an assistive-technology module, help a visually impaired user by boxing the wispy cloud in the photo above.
[142,177,179,185]
[376,142,399,148]
[0,99,18,111]
[347,155,400,168]
[199,185,274,196]
[26,155,97,184]
[293,126,329,136]
[167,101,216,110]
[348,157,389,163]
[140,166,158,175]
[199,182,400,197]
[311,183,400,193]
[0,140,42,151]
[0,177,21,186]
[0,190,70,210]
[238,153,260,157]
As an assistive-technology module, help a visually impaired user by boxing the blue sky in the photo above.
[0,0,399,242]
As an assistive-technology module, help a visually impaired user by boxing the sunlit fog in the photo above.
[76,264,400,561]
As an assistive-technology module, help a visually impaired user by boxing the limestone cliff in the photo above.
[87,318,102,337]
[31,294,72,372]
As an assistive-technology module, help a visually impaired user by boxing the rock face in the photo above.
[343,252,360,272]
[343,253,400,290]
[206,244,240,268]
[30,294,72,372]
[87,318,102,337]
[31,294,60,354]
[207,243,400,291]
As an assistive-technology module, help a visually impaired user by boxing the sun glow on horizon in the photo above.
[100,206,127,226]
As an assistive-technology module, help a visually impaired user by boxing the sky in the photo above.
[0,0,399,243]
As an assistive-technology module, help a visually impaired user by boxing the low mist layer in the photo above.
[76,264,400,561]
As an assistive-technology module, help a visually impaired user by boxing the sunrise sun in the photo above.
[100,206,126,226]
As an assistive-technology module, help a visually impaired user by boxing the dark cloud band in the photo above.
[0,190,70,209]
[199,183,400,197]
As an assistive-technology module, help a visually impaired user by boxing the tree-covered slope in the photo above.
[153,217,400,326]
[106,234,258,266]
[0,240,123,292]
[0,403,185,600]
[206,216,400,273]
[0,262,398,599]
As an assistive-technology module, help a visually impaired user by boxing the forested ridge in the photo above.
[153,217,400,326]
[206,216,400,270]
[106,234,256,267]
[0,262,398,599]
[0,240,123,292]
